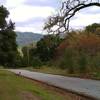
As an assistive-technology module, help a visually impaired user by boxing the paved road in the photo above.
[8,69,100,100]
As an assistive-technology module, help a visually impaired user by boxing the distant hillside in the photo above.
[16,32,43,46]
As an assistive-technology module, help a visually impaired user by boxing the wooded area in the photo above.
[0,0,100,78]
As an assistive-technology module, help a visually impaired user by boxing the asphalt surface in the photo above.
[8,69,100,100]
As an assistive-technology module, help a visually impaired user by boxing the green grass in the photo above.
[21,66,68,75]
[0,70,78,100]
[92,72,100,79]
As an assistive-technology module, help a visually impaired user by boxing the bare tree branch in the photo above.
[44,0,100,34]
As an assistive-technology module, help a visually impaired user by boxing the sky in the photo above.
[0,0,100,34]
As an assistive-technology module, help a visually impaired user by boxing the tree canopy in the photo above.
[0,5,18,67]
[85,23,100,33]
[36,34,62,61]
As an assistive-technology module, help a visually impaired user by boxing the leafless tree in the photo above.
[44,0,100,34]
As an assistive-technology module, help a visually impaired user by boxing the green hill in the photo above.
[16,32,43,46]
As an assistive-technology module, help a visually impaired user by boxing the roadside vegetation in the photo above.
[20,23,100,80]
[0,3,100,80]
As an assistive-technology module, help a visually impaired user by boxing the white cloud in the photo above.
[16,27,39,33]
[9,5,54,22]
[15,22,44,33]
[70,9,100,29]
[16,26,43,33]
[71,13,100,26]
[2,0,100,33]
[5,0,26,8]
[4,0,55,33]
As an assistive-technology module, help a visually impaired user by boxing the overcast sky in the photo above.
[0,0,100,34]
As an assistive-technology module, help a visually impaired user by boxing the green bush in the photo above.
[59,48,77,74]
[31,57,43,68]
[77,53,88,73]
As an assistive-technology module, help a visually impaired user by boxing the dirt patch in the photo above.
[20,91,41,100]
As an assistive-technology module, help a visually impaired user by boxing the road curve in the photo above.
[8,69,100,100]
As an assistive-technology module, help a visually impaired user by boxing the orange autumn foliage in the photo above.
[56,31,100,57]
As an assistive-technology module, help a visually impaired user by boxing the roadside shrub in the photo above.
[77,53,88,73]
[59,48,77,74]
[31,57,43,68]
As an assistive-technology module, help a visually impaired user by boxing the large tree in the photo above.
[0,5,18,67]
[36,34,62,62]
[44,0,100,34]
[85,23,100,33]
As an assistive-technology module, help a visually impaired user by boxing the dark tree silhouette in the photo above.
[0,5,18,67]
[44,0,100,34]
